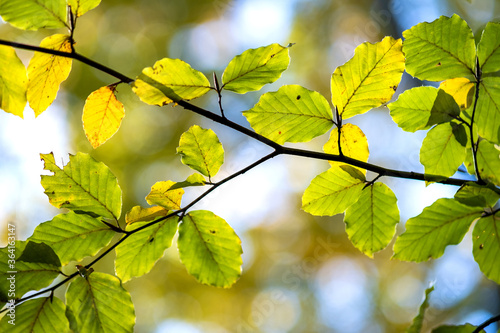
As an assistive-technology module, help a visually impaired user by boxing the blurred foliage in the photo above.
[1,0,500,332]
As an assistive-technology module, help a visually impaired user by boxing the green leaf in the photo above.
[403,14,476,81]
[115,216,178,283]
[455,183,500,207]
[68,0,101,17]
[432,324,479,333]
[473,214,500,284]
[66,272,135,333]
[0,241,60,301]
[0,45,27,117]
[476,77,500,145]
[331,36,404,119]
[132,58,210,106]
[0,297,70,333]
[439,78,474,110]
[27,34,73,117]
[145,180,184,210]
[177,125,224,178]
[243,85,333,145]
[393,198,482,262]
[476,139,500,185]
[169,173,206,190]
[344,183,399,257]
[388,87,460,132]
[40,152,122,220]
[420,122,467,178]
[302,165,365,216]
[178,210,242,288]
[0,0,67,30]
[18,241,61,267]
[406,285,434,333]
[477,22,500,74]
[125,206,169,224]
[222,43,290,94]
[29,212,115,265]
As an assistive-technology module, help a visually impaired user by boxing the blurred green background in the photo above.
[1,0,500,332]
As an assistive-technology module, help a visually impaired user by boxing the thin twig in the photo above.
[470,56,484,184]
[472,313,500,333]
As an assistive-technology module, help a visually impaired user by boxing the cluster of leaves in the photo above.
[0,1,499,332]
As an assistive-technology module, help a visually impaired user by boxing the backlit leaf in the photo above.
[177,125,224,178]
[40,152,122,220]
[82,85,125,148]
[302,165,365,216]
[406,285,434,333]
[331,36,404,119]
[125,206,169,224]
[243,85,333,144]
[344,183,399,257]
[323,123,369,173]
[432,324,479,333]
[393,198,482,262]
[66,272,135,333]
[0,241,60,301]
[0,0,67,30]
[169,173,206,190]
[132,58,210,106]
[27,34,72,116]
[439,78,474,110]
[403,14,476,81]
[222,43,290,94]
[68,0,101,17]
[472,214,500,284]
[476,77,500,145]
[476,139,500,185]
[146,180,184,210]
[420,122,467,178]
[29,212,115,265]
[388,87,460,132]
[178,210,242,288]
[0,297,70,333]
[455,183,500,208]
[115,216,178,282]
[0,45,27,117]
[18,241,61,267]
[477,22,500,74]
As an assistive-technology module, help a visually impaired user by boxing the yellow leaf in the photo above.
[439,78,474,110]
[125,206,169,225]
[82,86,125,148]
[323,123,369,173]
[0,45,27,117]
[27,34,72,117]
[146,181,184,211]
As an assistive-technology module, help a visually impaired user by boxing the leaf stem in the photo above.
[470,56,484,184]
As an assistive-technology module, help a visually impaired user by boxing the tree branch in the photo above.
[472,313,500,333]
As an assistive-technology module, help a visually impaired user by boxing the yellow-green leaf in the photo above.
[393,198,482,262]
[169,173,206,190]
[403,14,476,81]
[132,58,210,106]
[323,123,369,173]
[82,86,125,148]
[0,45,27,117]
[477,22,500,74]
[222,43,290,94]
[0,297,70,333]
[476,77,500,145]
[344,183,399,257]
[407,285,434,333]
[66,273,135,333]
[0,0,67,30]
[472,214,500,284]
[40,152,122,220]
[125,206,169,224]
[302,165,365,216]
[439,78,474,110]
[476,139,500,185]
[177,125,224,179]
[420,122,467,178]
[115,216,178,282]
[455,183,500,208]
[243,85,333,144]
[68,0,101,17]
[178,210,243,288]
[27,34,72,117]
[145,180,184,210]
[331,36,404,119]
